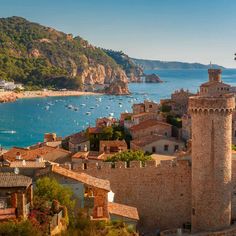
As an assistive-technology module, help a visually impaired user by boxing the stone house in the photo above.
[130,135,185,155]
[99,140,127,154]
[128,119,172,139]
[36,164,139,224]
[132,100,159,115]
[181,114,192,141]
[0,173,33,220]
[68,132,90,153]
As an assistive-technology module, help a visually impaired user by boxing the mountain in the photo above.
[0,16,129,94]
[132,58,225,70]
[103,50,143,82]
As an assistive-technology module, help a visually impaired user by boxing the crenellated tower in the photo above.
[189,69,235,233]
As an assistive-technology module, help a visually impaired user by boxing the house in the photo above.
[2,146,71,164]
[130,135,185,155]
[68,132,90,153]
[108,202,139,230]
[96,117,117,128]
[0,173,33,220]
[36,165,111,219]
[128,119,172,139]
[99,140,127,154]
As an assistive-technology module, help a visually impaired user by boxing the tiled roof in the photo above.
[129,119,171,132]
[0,172,32,188]
[9,161,46,168]
[3,146,70,162]
[69,132,89,145]
[51,165,110,191]
[200,81,230,88]
[108,202,139,220]
[87,127,102,134]
[100,140,127,147]
[131,135,183,147]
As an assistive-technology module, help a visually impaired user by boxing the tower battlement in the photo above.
[189,95,235,114]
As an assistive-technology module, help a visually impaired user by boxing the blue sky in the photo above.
[1,0,236,67]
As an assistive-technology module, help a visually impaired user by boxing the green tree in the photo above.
[34,177,75,213]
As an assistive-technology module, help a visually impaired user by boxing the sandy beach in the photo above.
[0,90,101,103]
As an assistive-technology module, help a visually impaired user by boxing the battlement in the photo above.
[189,95,235,114]
[71,158,191,171]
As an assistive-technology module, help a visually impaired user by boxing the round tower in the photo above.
[189,90,235,232]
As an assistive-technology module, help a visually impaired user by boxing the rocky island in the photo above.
[0,17,131,95]
[145,73,163,83]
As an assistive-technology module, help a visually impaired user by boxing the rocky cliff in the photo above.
[0,16,129,95]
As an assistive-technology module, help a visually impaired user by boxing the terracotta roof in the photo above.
[87,127,102,134]
[0,173,32,188]
[69,132,89,145]
[131,135,183,147]
[200,81,230,88]
[100,140,127,147]
[72,151,89,159]
[51,165,110,191]
[129,119,171,132]
[72,151,107,161]
[132,112,156,118]
[108,202,139,220]
[3,146,70,162]
[9,161,46,168]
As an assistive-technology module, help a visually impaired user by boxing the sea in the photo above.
[1,69,236,149]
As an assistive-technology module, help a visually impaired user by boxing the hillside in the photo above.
[103,50,143,82]
[132,58,225,70]
[0,16,129,94]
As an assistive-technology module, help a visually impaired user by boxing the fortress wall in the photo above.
[72,159,192,231]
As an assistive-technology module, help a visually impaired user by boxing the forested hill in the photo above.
[132,58,225,70]
[0,16,129,94]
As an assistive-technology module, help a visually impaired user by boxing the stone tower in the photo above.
[189,69,235,233]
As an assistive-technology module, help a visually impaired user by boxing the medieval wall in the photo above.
[72,159,192,232]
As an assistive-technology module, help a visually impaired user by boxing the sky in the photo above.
[0,0,236,68]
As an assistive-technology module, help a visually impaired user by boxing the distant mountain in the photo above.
[132,58,225,70]
[0,16,129,94]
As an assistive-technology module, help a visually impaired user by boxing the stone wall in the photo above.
[72,159,192,232]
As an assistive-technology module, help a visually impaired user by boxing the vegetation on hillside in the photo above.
[103,49,143,80]
[0,16,120,90]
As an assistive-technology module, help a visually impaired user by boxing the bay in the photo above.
[1,69,236,149]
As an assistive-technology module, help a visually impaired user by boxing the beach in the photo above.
[0,90,101,103]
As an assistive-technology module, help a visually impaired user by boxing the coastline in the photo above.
[0,90,101,103]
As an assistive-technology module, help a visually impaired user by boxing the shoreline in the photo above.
[0,90,102,103]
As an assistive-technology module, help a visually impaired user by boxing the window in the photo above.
[164,132,168,136]
[174,145,179,151]
[152,146,156,153]
[77,146,81,151]
[164,145,169,151]
[97,207,103,217]
[83,163,87,170]
[234,130,236,137]
[149,104,152,108]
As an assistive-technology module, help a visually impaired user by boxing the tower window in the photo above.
[164,145,169,151]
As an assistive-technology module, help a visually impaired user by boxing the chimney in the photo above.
[208,69,222,82]
[16,152,21,160]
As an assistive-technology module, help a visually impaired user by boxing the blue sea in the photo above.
[1,69,236,149]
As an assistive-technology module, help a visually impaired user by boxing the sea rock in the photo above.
[145,73,163,83]
[81,64,129,95]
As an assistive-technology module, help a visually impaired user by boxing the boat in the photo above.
[106,106,110,109]
[74,107,79,111]
[90,106,95,110]
[67,105,73,109]
[81,104,86,107]
[119,104,123,108]
[45,106,50,110]
[0,130,16,134]
[86,112,91,115]
[109,113,114,117]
